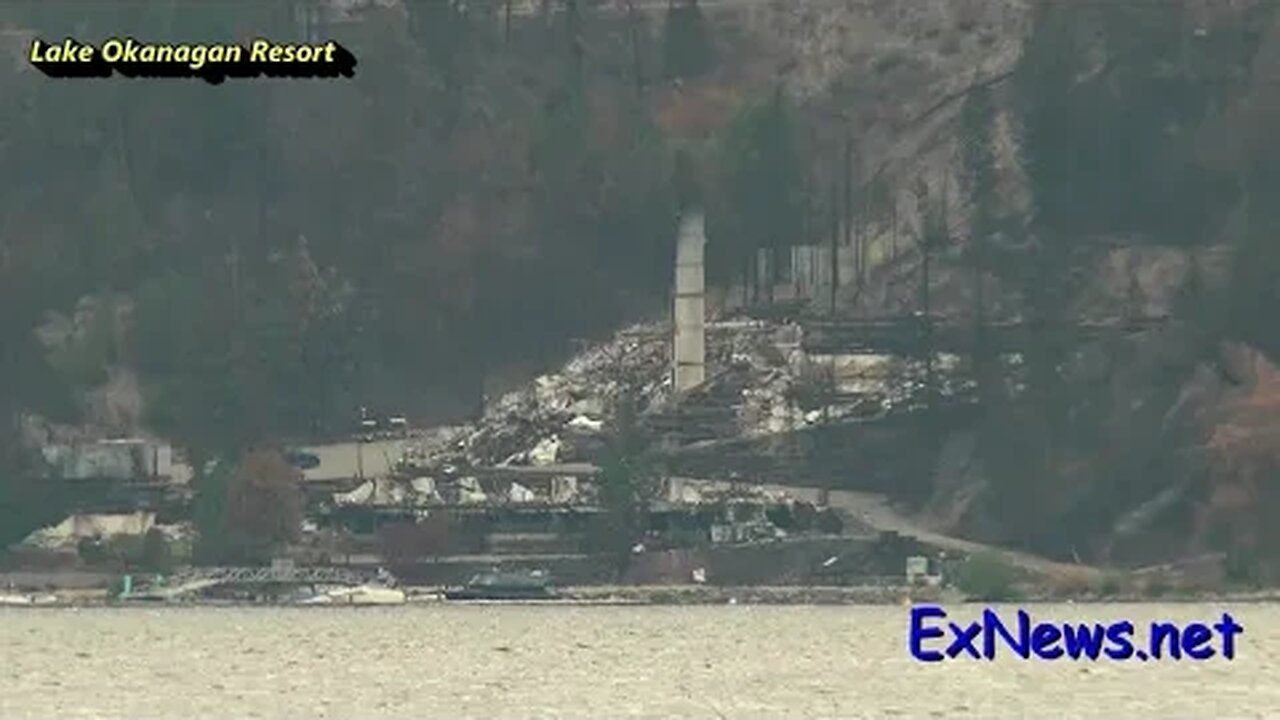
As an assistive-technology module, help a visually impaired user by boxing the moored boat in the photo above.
[298,584,406,606]
[0,593,59,606]
[443,570,556,601]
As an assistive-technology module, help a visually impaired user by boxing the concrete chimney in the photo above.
[673,211,707,393]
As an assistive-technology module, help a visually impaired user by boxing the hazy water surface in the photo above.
[3,604,1278,719]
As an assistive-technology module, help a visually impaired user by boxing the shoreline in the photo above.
[8,584,1280,608]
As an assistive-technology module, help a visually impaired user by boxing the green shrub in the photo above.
[815,509,844,535]
[953,552,1021,601]
[1224,548,1259,585]
[104,534,146,567]
[141,528,174,573]
[1099,574,1122,597]
[77,537,108,565]
[1144,575,1169,598]
[107,575,131,598]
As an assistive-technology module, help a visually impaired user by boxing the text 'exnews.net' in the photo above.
[908,606,1243,662]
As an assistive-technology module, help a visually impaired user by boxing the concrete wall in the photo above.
[41,440,190,484]
[295,439,412,483]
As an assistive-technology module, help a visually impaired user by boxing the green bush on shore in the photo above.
[952,552,1022,601]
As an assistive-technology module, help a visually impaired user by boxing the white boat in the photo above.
[298,584,406,606]
[0,593,58,606]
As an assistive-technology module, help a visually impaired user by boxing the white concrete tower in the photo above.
[673,211,707,393]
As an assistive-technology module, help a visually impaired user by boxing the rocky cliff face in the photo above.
[611,0,1280,573]
[714,0,1280,571]
[921,335,1280,573]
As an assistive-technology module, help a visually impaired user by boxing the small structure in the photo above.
[905,555,942,587]
[905,556,929,584]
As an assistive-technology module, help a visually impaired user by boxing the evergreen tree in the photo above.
[712,90,804,301]
[1224,195,1280,358]
[975,1,1084,547]
[1012,2,1092,417]
[663,0,715,81]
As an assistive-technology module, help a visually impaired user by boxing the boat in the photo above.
[443,570,556,601]
[298,584,406,606]
[0,593,59,607]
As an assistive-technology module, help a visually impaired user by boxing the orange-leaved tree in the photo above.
[222,449,303,564]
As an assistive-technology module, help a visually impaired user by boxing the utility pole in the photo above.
[625,0,645,95]
[842,133,854,290]
[829,177,839,316]
[356,407,368,481]
[890,190,898,261]
[973,195,989,409]
[505,0,513,46]
[566,0,584,81]
[922,171,948,412]
[227,227,241,328]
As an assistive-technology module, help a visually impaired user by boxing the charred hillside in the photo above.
[3,0,1280,580]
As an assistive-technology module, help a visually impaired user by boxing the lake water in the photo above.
[3,603,1278,718]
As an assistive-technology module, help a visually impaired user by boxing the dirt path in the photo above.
[676,478,1104,583]
[825,489,1104,583]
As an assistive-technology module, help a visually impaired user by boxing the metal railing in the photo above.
[162,565,374,589]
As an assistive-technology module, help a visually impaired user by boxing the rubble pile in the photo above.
[460,323,673,466]
[647,321,840,440]
[667,479,798,507]
[425,320,819,467]
[399,319,970,475]
[335,319,981,509]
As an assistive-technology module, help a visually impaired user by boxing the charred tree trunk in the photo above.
[505,0,513,45]
[625,0,645,95]
[566,0,584,81]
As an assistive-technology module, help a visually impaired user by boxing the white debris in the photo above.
[508,482,537,503]
[567,398,606,417]
[338,479,371,506]
[528,436,561,466]
[551,476,579,504]
[567,415,604,433]
[21,511,158,549]
[407,317,971,471]
[456,477,487,504]
[372,478,408,506]
[410,477,441,504]
[674,483,704,504]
